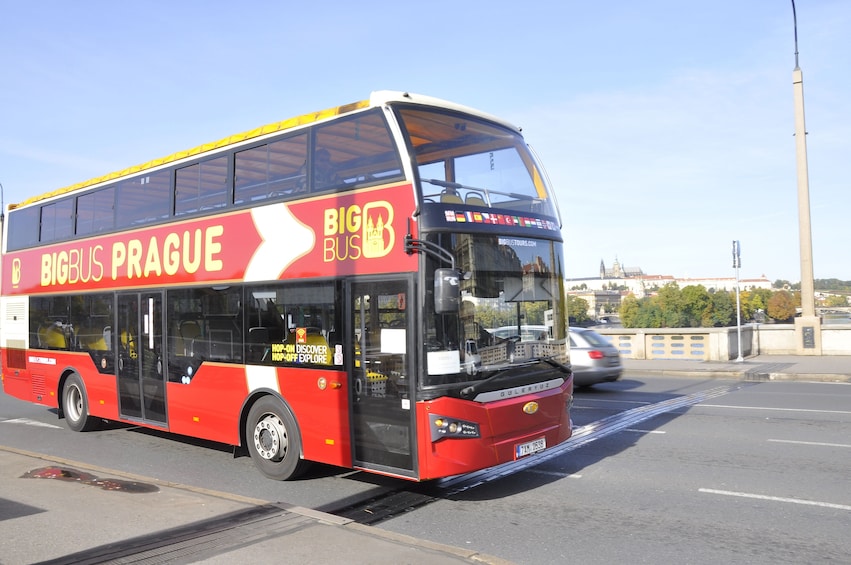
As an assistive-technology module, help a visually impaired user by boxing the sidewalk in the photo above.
[0,447,510,565]
[622,354,851,383]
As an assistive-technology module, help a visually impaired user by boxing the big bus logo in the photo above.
[11,258,22,287]
[323,201,395,262]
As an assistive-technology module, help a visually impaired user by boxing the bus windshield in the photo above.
[394,106,557,218]
[422,234,567,391]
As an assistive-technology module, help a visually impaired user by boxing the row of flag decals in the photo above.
[443,210,558,231]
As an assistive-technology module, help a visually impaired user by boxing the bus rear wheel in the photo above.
[245,396,309,480]
[62,373,99,432]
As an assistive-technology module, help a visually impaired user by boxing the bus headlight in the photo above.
[429,414,480,442]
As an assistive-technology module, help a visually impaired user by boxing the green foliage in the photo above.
[709,291,736,327]
[617,284,802,328]
[619,294,640,328]
[566,295,590,324]
[681,285,712,327]
[823,294,849,307]
[523,301,550,325]
[815,279,851,292]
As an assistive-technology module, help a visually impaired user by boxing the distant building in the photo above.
[599,257,643,279]
[567,257,773,318]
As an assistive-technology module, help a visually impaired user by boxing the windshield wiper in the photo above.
[458,360,537,399]
[458,368,513,399]
[459,357,571,399]
[538,356,572,375]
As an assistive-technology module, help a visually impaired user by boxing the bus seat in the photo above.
[440,189,463,204]
[180,320,202,340]
[465,192,487,207]
[39,322,68,349]
[78,327,108,351]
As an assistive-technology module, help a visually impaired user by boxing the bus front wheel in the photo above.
[62,373,99,432]
[245,396,309,480]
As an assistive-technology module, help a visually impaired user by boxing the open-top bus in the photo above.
[0,91,572,480]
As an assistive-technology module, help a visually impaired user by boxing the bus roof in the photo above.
[11,91,520,210]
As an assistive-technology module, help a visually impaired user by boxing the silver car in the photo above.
[569,327,623,387]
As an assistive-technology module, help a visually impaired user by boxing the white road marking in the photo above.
[768,438,851,449]
[624,429,666,434]
[2,418,63,429]
[698,404,851,415]
[699,488,851,511]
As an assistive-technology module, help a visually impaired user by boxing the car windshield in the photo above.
[421,234,567,391]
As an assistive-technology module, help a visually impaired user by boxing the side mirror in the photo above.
[434,268,460,314]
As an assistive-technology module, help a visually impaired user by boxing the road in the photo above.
[2,375,850,564]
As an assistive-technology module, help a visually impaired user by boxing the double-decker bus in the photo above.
[0,91,572,481]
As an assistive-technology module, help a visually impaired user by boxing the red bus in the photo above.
[0,91,573,481]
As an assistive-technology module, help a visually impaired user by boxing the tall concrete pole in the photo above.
[791,0,821,354]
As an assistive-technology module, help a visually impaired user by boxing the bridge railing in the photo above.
[593,323,851,360]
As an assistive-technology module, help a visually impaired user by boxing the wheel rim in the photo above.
[66,384,83,422]
[253,413,288,461]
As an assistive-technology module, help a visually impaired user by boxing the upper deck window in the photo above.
[7,206,41,250]
[395,107,556,218]
[40,198,75,243]
[311,109,404,191]
[175,156,229,216]
[117,169,171,227]
[76,186,115,236]
[234,133,308,204]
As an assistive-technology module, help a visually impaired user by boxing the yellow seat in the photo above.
[466,194,487,207]
[440,190,463,204]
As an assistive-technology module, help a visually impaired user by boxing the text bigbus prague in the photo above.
[0,91,573,481]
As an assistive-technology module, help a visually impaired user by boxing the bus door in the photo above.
[349,278,415,476]
[117,292,167,425]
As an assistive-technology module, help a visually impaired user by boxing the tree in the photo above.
[654,283,687,327]
[681,285,712,327]
[824,294,849,307]
[619,294,641,328]
[566,295,590,325]
[767,290,797,322]
[709,291,736,327]
[750,288,773,317]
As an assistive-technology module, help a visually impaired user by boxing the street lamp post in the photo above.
[733,240,743,362]
[790,0,821,354]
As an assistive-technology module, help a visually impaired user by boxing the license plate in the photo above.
[515,437,546,458]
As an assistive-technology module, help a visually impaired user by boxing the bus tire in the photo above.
[62,373,99,432]
[245,396,309,480]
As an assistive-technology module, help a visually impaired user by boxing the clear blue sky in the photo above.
[2,0,848,283]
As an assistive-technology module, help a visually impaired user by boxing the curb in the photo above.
[623,368,851,383]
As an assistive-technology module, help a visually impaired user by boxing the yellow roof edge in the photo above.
[12,98,370,210]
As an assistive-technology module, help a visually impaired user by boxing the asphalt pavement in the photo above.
[622,353,851,382]
[1,354,848,564]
